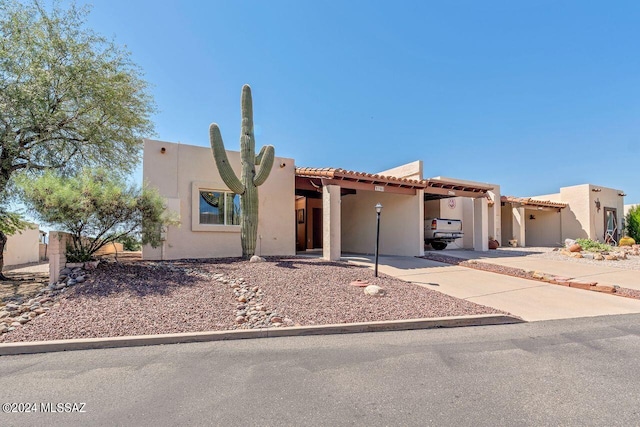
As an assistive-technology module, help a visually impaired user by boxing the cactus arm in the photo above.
[255,145,267,165]
[253,145,275,187]
[209,123,245,195]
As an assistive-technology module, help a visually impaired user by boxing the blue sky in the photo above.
[79,0,639,202]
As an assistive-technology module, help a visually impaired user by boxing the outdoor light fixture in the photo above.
[619,192,627,197]
[592,188,602,192]
[595,199,601,212]
[529,214,536,220]
[374,203,383,277]
[160,147,166,154]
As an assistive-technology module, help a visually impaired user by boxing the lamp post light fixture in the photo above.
[374,203,383,277]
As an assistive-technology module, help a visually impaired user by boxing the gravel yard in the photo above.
[474,246,640,271]
[0,257,506,342]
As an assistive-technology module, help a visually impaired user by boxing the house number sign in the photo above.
[374,186,385,192]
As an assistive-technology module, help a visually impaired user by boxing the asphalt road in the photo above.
[2,314,640,426]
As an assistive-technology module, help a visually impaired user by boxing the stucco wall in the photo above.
[500,205,514,246]
[488,185,501,243]
[341,190,423,256]
[142,139,295,260]
[424,200,440,219]
[435,197,468,249]
[378,160,423,180]
[557,184,624,242]
[525,209,562,247]
[4,226,40,266]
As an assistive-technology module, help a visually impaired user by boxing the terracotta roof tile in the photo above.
[295,167,424,187]
[501,195,568,209]
[295,167,494,194]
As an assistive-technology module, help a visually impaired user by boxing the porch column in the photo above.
[473,197,489,251]
[418,189,425,256]
[323,184,341,261]
[512,206,526,247]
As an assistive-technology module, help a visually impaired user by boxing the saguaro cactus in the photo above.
[209,85,275,258]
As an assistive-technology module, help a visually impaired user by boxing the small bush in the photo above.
[626,205,640,243]
[575,238,611,252]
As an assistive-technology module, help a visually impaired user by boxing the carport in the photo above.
[295,167,494,260]
[423,178,495,252]
[500,196,568,247]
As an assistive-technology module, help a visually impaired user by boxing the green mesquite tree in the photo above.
[209,85,275,258]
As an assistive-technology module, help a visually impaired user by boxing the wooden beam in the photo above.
[424,186,487,199]
[322,179,417,195]
[524,206,563,212]
[295,177,323,193]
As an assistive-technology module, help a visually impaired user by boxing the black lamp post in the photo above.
[374,203,383,277]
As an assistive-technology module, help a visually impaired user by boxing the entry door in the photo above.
[604,208,618,244]
[312,208,323,248]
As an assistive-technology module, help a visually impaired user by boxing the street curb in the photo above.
[0,314,523,356]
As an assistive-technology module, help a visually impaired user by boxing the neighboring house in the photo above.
[143,140,498,261]
[4,224,41,267]
[501,184,626,247]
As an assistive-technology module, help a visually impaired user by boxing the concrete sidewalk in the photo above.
[438,249,640,290]
[344,255,640,322]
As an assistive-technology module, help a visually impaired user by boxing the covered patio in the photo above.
[295,167,494,260]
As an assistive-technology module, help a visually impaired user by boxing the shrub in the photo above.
[626,205,640,243]
[19,169,177,262]
[575,238,611,252]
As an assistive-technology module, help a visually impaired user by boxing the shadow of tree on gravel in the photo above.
[184,256,366,271]
[67,262,204,298]
[271,257,368,270]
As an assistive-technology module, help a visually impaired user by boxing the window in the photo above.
[199,190,241,225]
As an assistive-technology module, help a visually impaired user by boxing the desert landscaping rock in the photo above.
[0,257,505,343]
[364,285,385,296]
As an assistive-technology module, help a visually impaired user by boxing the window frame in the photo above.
[191,181,241,232]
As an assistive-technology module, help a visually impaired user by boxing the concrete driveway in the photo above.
[344,254,640,322]
[436,248,640,290]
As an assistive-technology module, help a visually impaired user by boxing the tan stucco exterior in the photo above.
[142,139,295,260]
[341,189,424,257]
[502,183,626,247]
[4,225,40,267]
[524,209,562,247]
[538,184,624,243]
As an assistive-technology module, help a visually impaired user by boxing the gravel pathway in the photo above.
[0,257,507,342]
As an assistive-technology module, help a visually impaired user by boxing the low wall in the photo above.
[94,242,124,256]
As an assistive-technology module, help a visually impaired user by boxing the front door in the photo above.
[604,207,618,244]
[312,208,323,248]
